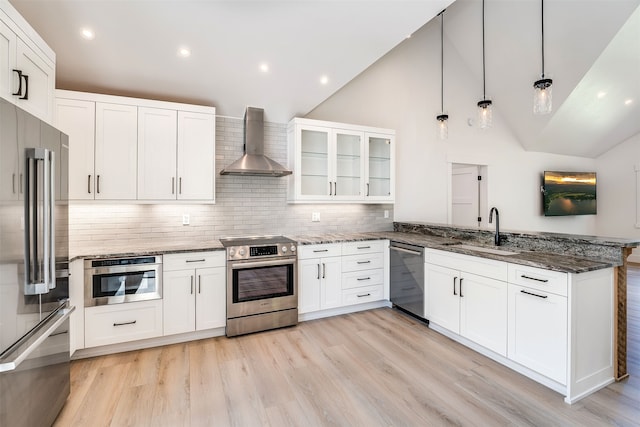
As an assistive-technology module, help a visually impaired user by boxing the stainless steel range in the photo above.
[220,236,298,337]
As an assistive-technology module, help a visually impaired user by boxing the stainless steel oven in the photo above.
[221,236,297,337]
[84,255,162,306]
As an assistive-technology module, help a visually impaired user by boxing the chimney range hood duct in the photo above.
[220,107,292,177]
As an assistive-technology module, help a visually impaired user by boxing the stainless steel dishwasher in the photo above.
[390,242,426,320]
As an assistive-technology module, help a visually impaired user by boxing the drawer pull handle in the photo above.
[190,276,194,294]
[357,293,371,298]
[357,260,371,264]
[313,249,329,253]
[317,264,320,280]
[357,246,371,250]
[520,289,548,299]
[459,278,464,298]
[453,277,458,296]
[357,277,371,281]
[521,274,549,283]
[113,320,137,327]
[186,259,206,263]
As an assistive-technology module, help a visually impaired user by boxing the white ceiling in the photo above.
[9,0,640,158]
[9,0,453,123]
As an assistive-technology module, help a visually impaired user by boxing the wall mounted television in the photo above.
[542,171,597,216]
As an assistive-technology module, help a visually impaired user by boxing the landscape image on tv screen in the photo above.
[543,171,597,216]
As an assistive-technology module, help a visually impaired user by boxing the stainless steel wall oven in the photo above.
[221,236,298,337]
[84,255,162,306]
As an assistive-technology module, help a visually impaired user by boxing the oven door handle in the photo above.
[229,259,296,269]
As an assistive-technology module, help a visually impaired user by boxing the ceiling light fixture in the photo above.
[625,99,634,106]
[320,75,329,85]
[436,9,448,140]
[178,47,191,58]
[259,63,269,72]
[80,28,94,40]
[597,91,607,99]
[477,0,492,129]
[533,0,552,114]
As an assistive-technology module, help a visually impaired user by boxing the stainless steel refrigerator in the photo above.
[0,97,74,426]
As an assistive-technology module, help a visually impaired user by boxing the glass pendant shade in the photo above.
[533,78,553,114]
[477,99,492,129]
[436,114,449,140]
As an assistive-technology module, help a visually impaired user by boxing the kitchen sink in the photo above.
[455,244,519,256]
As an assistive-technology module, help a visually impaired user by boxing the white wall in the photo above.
[596,132,640,261]
[306,8,597,235]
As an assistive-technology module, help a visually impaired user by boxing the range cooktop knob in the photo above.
[290,245,296,252]
[229,248,235,257]
[238,248,246,256]
[282,246,288,253]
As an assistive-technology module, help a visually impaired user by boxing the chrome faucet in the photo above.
[489,207,500,246]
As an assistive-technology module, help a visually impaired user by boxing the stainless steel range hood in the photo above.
[220,107,292,177]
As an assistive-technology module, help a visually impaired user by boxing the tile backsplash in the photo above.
[69,116,393,256]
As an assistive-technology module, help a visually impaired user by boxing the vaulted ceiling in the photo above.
[9,0,640,159]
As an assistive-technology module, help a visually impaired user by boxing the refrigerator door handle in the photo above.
[0,305,75,373]
[24,148,55,295]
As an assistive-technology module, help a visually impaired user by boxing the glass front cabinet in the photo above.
[288,118,394,203]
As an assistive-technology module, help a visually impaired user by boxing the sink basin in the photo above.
[456,244,519,256]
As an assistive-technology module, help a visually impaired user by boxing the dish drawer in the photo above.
[342,252,384,272]
[342,284,384,306]
[84,300,163,348]
[342,268,384,290]
[508,263,567,296]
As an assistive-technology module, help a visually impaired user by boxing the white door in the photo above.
[452,165,480,227]
[163,270,196,335]
[333,129,364,200]
[177,111,215,200]
[55,98,95,199]
[0,21,17,102]
[320,256,342,309]
[15,38,55,123]
[195,267,226,331]
[297,125,331,200]
[94,102,137,200]
[425,263,460,333]
[137,107,177,200]
[298,258,321,314]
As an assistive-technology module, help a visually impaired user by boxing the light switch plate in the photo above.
[311,212,320,222]
[182,214,190,225]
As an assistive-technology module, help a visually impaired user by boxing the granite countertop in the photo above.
[73,230,619,274]
[288,231,616,274]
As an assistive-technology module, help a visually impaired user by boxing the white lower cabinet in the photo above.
[426,261,507,356]
[163,251,226,336]
[508,282,567,384]
[84,300,163,348]
[298,244,342,313]
[341,240,385,307]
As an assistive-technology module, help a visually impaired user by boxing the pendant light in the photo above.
[477,0,492,129]
[436,9,448,140]
[533,0,552,114]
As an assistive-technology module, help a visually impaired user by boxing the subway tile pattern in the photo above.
[69,116,393,257]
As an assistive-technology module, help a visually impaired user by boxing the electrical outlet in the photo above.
[384,210,389,219]
[182,214,190,225]
[311,212,320,222]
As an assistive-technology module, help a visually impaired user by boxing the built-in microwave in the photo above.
[84,255,162,306]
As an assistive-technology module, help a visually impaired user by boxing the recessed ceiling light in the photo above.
[320,75,329,85]
[80,28,94,40]
[178,47,191,58]
[624,99,634,106]
[405,34,412,39]
[259,63,269,72]
[597,91,607,99]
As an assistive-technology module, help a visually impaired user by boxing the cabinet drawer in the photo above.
[164,251,225,271]
[84,300,163,348]
[342,252,384,272]
[342,284,384,306]
[342,268,384,290]
[508,264,567,297]
[426,249,507,282]
[342,240,386,255]
[298,243,342,260]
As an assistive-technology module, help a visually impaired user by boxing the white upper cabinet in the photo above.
[177,111,215,201]
[55,90,216,202]
[288,118,394,203]
[0,3,55,123]
[137,107,177,200]
[95,102,138,200]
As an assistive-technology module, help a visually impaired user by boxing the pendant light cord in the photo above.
[541,0,545,78]
[482,0,486,99]
[440,10,444,113]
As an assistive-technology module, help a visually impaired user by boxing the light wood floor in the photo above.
[55,265,640,427]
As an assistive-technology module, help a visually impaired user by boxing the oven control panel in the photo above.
[227,243,296,260]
